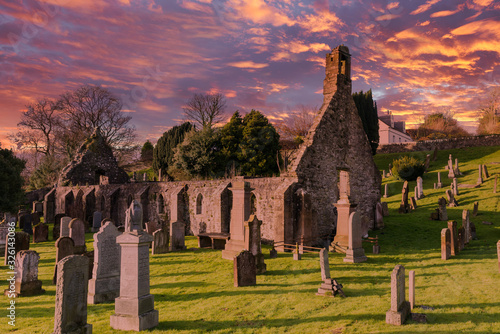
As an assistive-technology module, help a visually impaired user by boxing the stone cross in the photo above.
[441,228,451,260]
[53,255,92,334]
[343,212,367,263]
[4,231,30,266]
[319,248,331,280]
[383,184,388,198]
[409,270,415,310]
[437,171,442,188]
[88,221,121,304]
[477,165,483,184]
[416,177,424,199]
[447,221,458,256]
[53,237,75,284]
[110,214,159,331]
[33,223,48,243]
[125,200,143,233]
[472,201,479,217]
[462,209,471,244]
[385,265,410,325]
[482,164,489,179]
[10,250,44,297]
[233,250,256,287]
[438,197,448,221]
[60,216,72,238]
[152,226,169,255]
[244,215,266,274]
[398,181,409,214]
[92,211,102,233]
[452,178,459,196]
[69,218,86,254]
[170,221,186,251]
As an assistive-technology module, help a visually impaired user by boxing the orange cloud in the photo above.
[410,0,442,15]
[227,61,269,69]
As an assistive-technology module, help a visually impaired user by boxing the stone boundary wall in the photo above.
[377,135,500,154]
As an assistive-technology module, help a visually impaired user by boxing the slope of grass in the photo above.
[2,146,500,333]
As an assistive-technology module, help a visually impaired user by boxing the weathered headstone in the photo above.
[375,202,384,228]
[33,201,44,214]
[386,265,410,325]
[477,165,483,184]
[53,237,75,284]
[69,218,86,254]
[152,226,169,255]
[482,164,489,179]
[398,181,409,214]
[269,246,277,259]
[317,248,345,297]
[454,158,462,176]
[92,211,102,233]
[88,221,121,304]
[447,156,455,178]
[233,250,256,287]
[414,186,418,200]
[170,221,186,251]
[458,226,465,251]
[32,212,40,226]
[53,255,92,334]
[4,231,30,266]
[60,216,72,238]
[33,223,49,243]
[472,201,479,217]
[409,270,415,310]
[436,171,442,188]
[441,228,451,260]
[344,212,367,263]
[383,184,388,198]
[452,178,459,196]
[244,215,266,274]
[5,250,44,297]
[409,197,417,210]
[462,209,471,244]
[416,177,424,199]
[388,163,392,175]
[446,189,458,207]
[438,197,448,221]
[20,213,33,235]
[319,248,330,281]
[110,200,159,331]
[447,221,458,256]
[381,202,389,217]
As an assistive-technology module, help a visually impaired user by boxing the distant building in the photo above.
[378,111,413,145]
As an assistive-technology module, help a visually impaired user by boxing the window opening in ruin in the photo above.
[196,193,203,215]
[157,194,164,214]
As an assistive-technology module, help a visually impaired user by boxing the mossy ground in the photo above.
[2,146,500,333]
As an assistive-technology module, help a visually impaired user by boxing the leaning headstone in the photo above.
[381,202,389,216]
[233,250,256,287]
[53,237,75,284]
[472,201,479,217]
[60,216,72,238]
[383,184,388,198]
[92,211,102,233]
[344,212,367,263]
[446,189,458,207]
[458,226,465,251]
[244,215,266,274]
[441,228,451,260]
[398,181,409,214]
[33,223,49,243]
[436,171,442,189]
[152,226,169,255]
[448,221,458,256]
[53,255,92,334]
[88,222,121,304]
[416,177,424,198]
[21,213,33,235]
[4,231,30,266]
[385,265,410,325]
[69,218,86,254]
[316,248,346,297]
[452,178,459,196]
[438,197,448,221]
[482,164,489,179]
[462,209,471,244]
[477,165,483,184]
[409,270,415,310]
[6,250,44,297]
[110,200,159,331]
[170,221,186,251]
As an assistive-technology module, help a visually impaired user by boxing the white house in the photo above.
[378,111,413,145]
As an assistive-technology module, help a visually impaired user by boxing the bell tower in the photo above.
[323,45,352,105]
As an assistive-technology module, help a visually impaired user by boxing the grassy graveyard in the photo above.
[3,145,500,333]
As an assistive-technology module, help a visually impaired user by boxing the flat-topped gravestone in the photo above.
[33,223,49,243]
[233,250,256,287]
[53,255,92,334]
[20,213,33,235]
[92,211,102,232]
[386,265,410,325]
[88,222,121,304]
[441,228,451,260]
[152,226,169,255]
[60,216,72,238]
[448,221,458,256]
[4,231,30,266]
[436,171,442,188]
[5,250,44,297]
[53,237,75,284]
[344,212,367,263]
[170,221,186,251]
[316,248,345,297]
[69,218,86,254]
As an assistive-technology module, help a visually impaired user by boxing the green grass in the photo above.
[2,146,500,333]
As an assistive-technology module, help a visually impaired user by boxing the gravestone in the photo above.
[494,175,498,194]
[447,156,455,178]
[482,164,489,179]
[143,173,148,181]
[145,221,159,235]
[88,221,121,304]
[244,215,266,274]
[454,158,462,176]
[414,186,418,200]
[398,181,409,214]
[33,223,48,243]
[382,170,386,178]
[497,240,500,273]
[60,216,72,238]
[446,189,458,207]
[5,250,44,297]
[441,228,451,260]
[53,237,75,284]
[409,197,417,210]
[110,200,159,331]
[381,202,389,216]
[92,211,102,233]
[53,213,65,240]
[32,212,40,226]
[152,226,169,255]
[170,221,186,251]
[416,177,424,199]
[332,170,357,248]
[319,248,330,281]
[385,265,410,325]
[438,197,448,221]
[343,212,367,263]
[436,171,442,188]
[383,184,388,198]
[462,209,471,244]
[20,213,33,235]
[269,246,277,259]
[316,248,346,297]
[424,154,430,172]
[452,178,459,196]
[477,165,483,184]
[447,221,458,256]
[470,222,477,240]
[472,201,479,217]
[375,202,384,228]
[233,250,256,287]
[458,226,465,251]
[33,201,43,214]
[388,163,392,175]
[53,255,92,334]
[0,226,8,255]
[409,270,415,310]
[4,231,30,266]
[69,218,86,254]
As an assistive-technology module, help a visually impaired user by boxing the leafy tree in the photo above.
[220,111,244,172]
[352,90,379,154]
[152,122,193,176]
[140,140,154,162]
[415,111,469,140]
[27,155,60,191]
[183,93,226,128]
[0,145,26,212]
[477,87,500,135]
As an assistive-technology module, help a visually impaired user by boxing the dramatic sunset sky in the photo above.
[1,0,499,148]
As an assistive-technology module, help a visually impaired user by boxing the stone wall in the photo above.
[377,135,500,154]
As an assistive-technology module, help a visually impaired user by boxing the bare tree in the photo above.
[477,87,500,135]
[275,104,317,142]
[183,93,226,128]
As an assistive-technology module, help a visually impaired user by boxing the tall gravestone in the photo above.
[233,250,256,287]
[20,213,33,235]
[441,228,451,260]
[92,211,102,233]
[438,197,448,221]
[436,172,442,189]
[333,170,357,248]
[222,179,253,259]
[383,184,388,198]
[462,209,471,244]
[477,165,483,184]
[497,240,500,273]
[454,158,462,176]
[33,223,49,243]
[110,200,158,331]
[375,202,384,228]
[53,237,75,284]
[386,265,410,325]
[409,270,415,310]
[169,221,186,251]
[448,221,458,256]
[317,248,345,297]
[244,215,266,274]
[452,178,459,196]
[53,255,92,334]
[447,156,455,178]
[343,212,367,263]
[152,226,169,255]
[4,231,30,266]
[0,226,8,255]
[398,181,409,214]
[482,164,489,179]
[53,214,65,240]
[69,218,87,254]
[5,250,44,297]
[416,177,424,199]
[60,216,72,238]
[88,222,121,304]
[446,189,458,207]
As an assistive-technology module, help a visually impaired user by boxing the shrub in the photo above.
[391,156,425,181]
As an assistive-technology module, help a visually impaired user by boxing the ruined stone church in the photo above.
[43,45,381,247]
